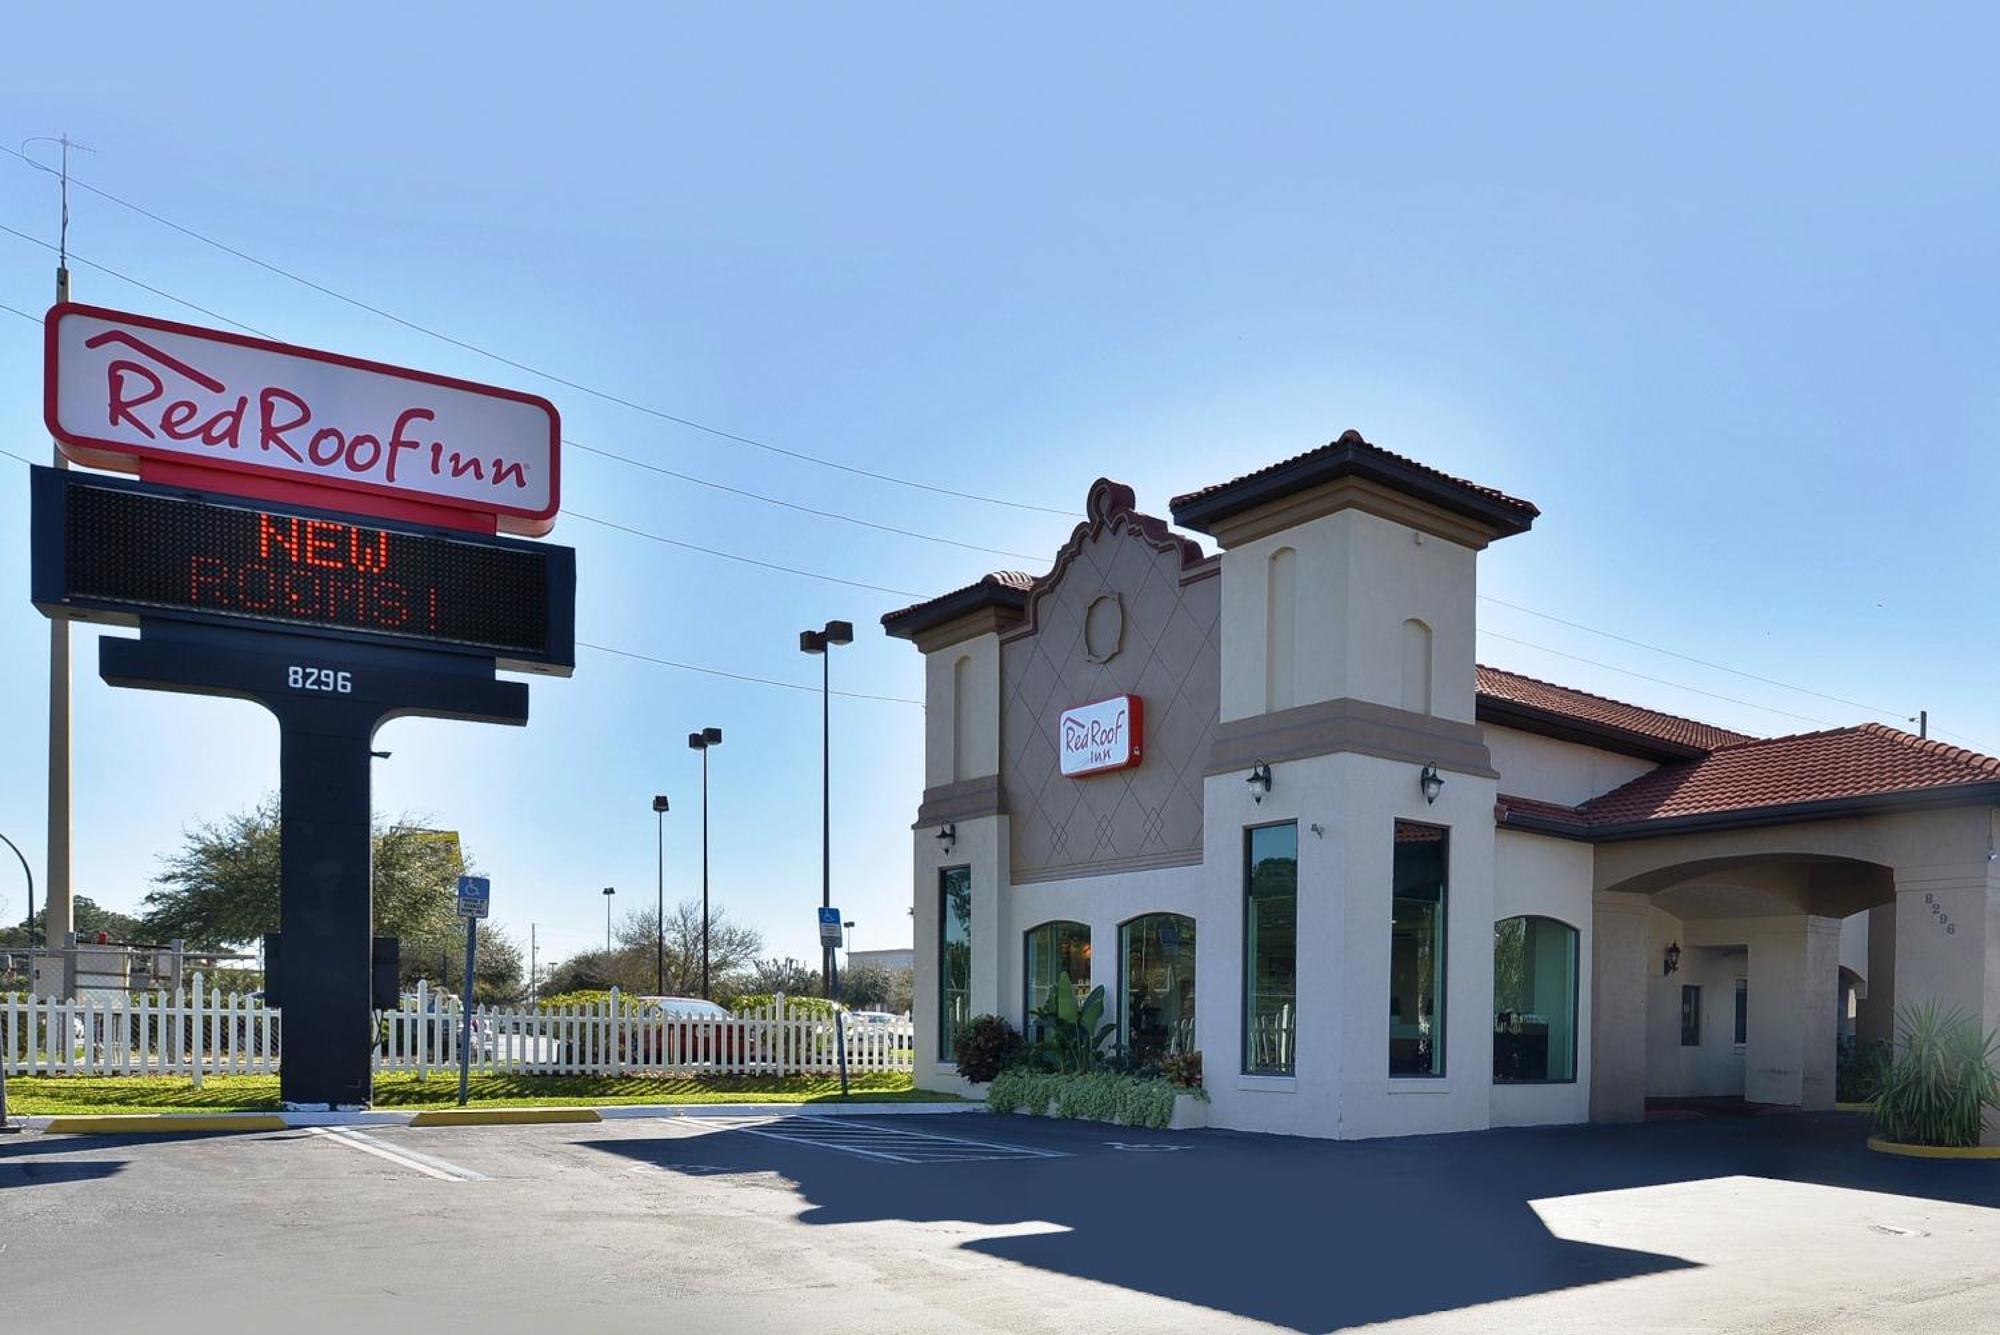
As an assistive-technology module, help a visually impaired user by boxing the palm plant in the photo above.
[1872,1000,2000,1148]
[1030,972,1117,1074]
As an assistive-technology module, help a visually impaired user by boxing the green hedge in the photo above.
[732,994,837,1018]
[986,1068,1198,1129]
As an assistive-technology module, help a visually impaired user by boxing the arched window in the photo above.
[951,654,972,781]
[1023,921,1091,1040]
[1266,547,1297,712]
[1493,916,1578,1083]
[1401,618,1433,715]
[1121,913,1197,1064]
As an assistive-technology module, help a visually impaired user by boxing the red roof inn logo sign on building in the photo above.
[45,303,560,536]
[1060,694,1143,777]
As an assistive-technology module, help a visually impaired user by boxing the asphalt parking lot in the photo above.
[4,1110,1999,1333]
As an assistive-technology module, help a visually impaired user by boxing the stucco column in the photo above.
[1743,916,1840,1108]
[1891,863,2000,1137]
[1590,891,1651,1122]
[1854,903,1897,1047]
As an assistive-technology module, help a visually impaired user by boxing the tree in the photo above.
[842,963,894,1010]
[0,896,148,947]
[744,956,823,998]
[138,796,521,1000]
[613,900,764,995]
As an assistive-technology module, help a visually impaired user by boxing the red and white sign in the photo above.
[1059,694,1143,778]
[45,303,561,536]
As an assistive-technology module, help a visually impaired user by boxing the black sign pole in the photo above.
[458,916,477,1107]
[100,624,528,1108]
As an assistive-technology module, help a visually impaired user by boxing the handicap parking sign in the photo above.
[456,875,491,919]
[818,906,843,946]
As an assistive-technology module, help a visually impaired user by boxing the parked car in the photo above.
[847,1010,912,1050]
[562,995,755,1068]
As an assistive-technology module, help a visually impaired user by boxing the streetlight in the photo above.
[651,796,670,996]
[0,830,34,958]
[687,727,723,1000]
[799,619,854,996]
[844,919,857,979]
[602,886,616,955]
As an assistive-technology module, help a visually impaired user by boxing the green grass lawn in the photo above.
[4,1071,950,1116]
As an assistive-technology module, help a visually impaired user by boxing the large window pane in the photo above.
[1121,913,1196,1064]
[1493,916,1577,1083]
[1244,823,1298,1075]
[939,866,972,1058]
[1390,822,1447,1076]
[1024,920,1091,1041]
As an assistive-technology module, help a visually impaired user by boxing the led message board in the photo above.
[31,468,574,674]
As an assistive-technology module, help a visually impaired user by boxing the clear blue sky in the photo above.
[2,5,1996,971]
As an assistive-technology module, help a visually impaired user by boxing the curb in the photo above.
[24,1099,975,1135]
[1866,1135,2000,1160]
[40,1113,288,1136]
[408,1107,601,1127]
[597,1101,976,1120]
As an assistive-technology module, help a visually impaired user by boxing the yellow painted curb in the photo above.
[1866,1135,2000,1160]
[1834,1101,1875,1113]
[42,1114,287,1136]
[407,1107,601,1127]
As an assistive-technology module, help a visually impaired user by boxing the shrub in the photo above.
[1159,1050,1203,1090]
[986,1069,1196,1128]
[952,1014,1024,1082]
[1836,1035,1890,1104]
[1871,1001,2000,1148]
[1029,973,1117,1074]
[732,994,837,1018]
[535,989,641,1012]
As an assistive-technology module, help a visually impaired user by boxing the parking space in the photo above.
[5,1111,2000,1332]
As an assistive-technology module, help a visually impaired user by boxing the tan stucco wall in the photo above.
[1485,725,1656,807]
[1219,509,1477,726]
[1491,830,1595,1127]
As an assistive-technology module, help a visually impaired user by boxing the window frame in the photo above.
[937,864,973,1061]
[1390,820,1450,1079]
[1242,820,1300,1077]
[1491,913,1580,1086]
[1022,919,1091,1040]
[1119,911,1198,1063]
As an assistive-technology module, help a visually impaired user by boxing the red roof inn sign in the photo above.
[1060,694,1143,778]
[45,303,561,535]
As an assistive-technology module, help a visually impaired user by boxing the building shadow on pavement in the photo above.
[576,1108,1998,1331]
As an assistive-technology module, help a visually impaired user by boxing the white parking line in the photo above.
[306,1126,488,1181]
[732,1117,1067,1164]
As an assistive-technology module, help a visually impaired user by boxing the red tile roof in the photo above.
[1477,665,1754,755]
[1578,724,2000,827]
[1170,429,1540,534]
[880,570,1035,638]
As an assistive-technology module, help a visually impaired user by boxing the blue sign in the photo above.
[818,906,843,946]
[456,875,491,920]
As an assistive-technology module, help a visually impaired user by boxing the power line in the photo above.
[566,510,923,598]
[0,299,40,323]
[1479,628,1836,728]
[1479,593,1910,722]
[2,144,1073,517]
[577,641,918,706]
[0,221,272,336]
[1,227,1053,564]
[565,438,1046,562]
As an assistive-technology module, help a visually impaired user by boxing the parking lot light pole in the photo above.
[687,727,722,999]
[602,886,616,955]
[651,797,669,996]
[798,621,853,997]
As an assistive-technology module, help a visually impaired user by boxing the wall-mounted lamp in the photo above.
[1663,941,1682,977]
[1419,762,1444,805]
[936,822,957,854]
[1247,762,1273,804]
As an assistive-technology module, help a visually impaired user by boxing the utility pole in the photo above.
[40,136,83,996]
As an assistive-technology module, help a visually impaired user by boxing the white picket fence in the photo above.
[1,978,913,1082]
